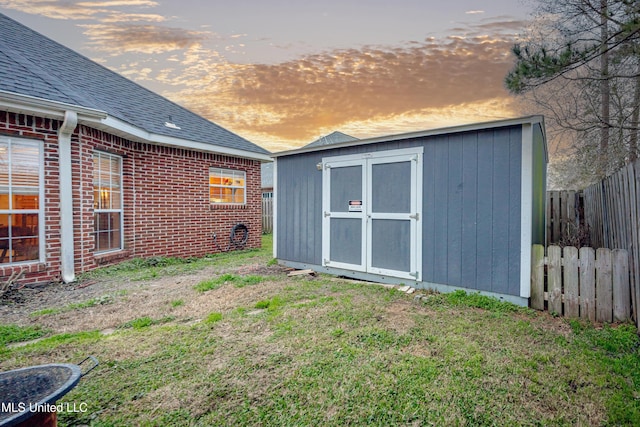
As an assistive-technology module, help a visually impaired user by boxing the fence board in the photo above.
[545,191,556,245]
[617,173,624,244]
[553,192,561,244]
[548,246,562,315]
[582,160,640,329]
[589,184,603,248]
[613,249,631,322]
[580,247,596,322]
[565,191,576,239]
[633,160,640,327]
[563,246,579,318]
[261,198,273,234]
[621,167,632,250]
[531,245,545,310]
[546,190,585,245]
[602,180,611,247]
[546,192,553,246]
[531,245,631,322]
[595,183,604,247]
[596,248,613,323]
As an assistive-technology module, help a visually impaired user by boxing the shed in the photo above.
[272,116,547,305]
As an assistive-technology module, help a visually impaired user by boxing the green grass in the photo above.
[2,235,639,426]
[80,234,273,283]
[120,316,175,330]
[255,296,284,311]
[0,324,49,346]
[5,288,640,426]
[204,312,223,324]
[30,292,125,317]
[193,278,223,292]
[194,273,266,292]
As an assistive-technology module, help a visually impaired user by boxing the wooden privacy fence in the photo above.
[531,244,631,323]
[262,198,273,234]
[582,159,640,328]
[546,190,584,245]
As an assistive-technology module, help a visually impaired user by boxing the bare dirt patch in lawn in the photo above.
[383,300,418,334]
[0,263,291,334]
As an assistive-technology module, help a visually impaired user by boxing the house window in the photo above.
[93,151,122,252]
[0,137,42,264]
[209,168,246,205]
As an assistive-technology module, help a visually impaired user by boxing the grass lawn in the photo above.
[1,235,639,426]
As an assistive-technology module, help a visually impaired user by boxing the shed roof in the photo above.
[273,116,546,158]
[0,13,270,160]
[304,131,359,148]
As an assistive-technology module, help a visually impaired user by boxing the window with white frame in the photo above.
[0,136,42,264]
[209,167,246,205]
[93,151,123,252]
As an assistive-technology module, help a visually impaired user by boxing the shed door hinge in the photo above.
[324,211,331,217]
[409,213,420,220]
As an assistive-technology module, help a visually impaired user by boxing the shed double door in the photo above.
[321,148,423,281]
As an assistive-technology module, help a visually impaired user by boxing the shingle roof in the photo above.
[304,131,359,148]
[0,13,269,156]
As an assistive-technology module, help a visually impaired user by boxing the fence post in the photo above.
[531,244,545,310]
[548,246,562,315]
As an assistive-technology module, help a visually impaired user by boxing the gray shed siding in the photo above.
[423,127,522,296]
[276,154,323,264]
[276,125,526,297]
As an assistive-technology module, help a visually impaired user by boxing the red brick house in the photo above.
[0,13,271,286]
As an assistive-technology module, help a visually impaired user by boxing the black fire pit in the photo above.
[0,357,97,427]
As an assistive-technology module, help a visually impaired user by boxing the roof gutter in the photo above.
[0,90,107,121]
[86,116,273,162]
[0,91,271,161]
[58,110,78,283]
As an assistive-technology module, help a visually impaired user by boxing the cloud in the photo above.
[0,0,208,56]
[159,30,520,147]
[0,0,159,19]
[0,0,104,19]
[465,10,485,14]
[77,0,158,6]
[238,97,522,151]
[80,23,210,53]
[0,2,527,150]
[99,12,167,23]
[472,17,527,34]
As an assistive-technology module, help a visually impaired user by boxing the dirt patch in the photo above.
[383,300,418,334]
[0,263,291,334]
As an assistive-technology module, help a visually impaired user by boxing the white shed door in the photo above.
[322,148,422,281]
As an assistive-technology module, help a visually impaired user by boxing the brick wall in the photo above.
[0,111,263,285]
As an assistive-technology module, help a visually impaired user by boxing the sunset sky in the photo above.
[0,0,533,152]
